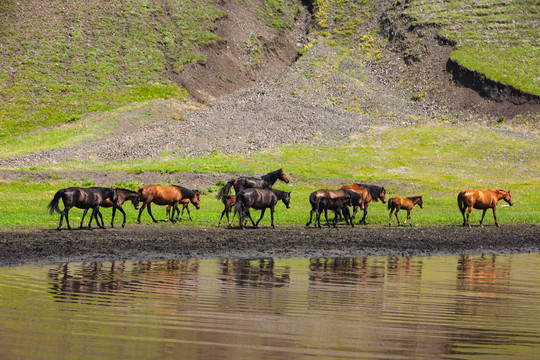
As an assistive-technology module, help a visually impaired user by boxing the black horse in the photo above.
[80,188,140,228]
[47,187,118,230]
[235,188,291,229]
[216,169,290,200]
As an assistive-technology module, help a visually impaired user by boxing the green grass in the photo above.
[405,0,540,95]
[0,124,537,229]
[0,0,214,138]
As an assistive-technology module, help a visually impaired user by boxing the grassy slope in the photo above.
[404,0,540,95]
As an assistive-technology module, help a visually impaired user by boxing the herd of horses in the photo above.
[47,169,514,230]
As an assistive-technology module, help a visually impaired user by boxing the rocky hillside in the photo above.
[0,0,538,167]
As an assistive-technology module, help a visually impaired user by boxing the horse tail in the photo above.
[216,179,235,200]
[387,198,392,210]
[457,191,465,212]
[47,189,65,215]
[234,192,244,216]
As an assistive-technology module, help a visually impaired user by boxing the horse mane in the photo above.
[355,183,385,200]
[408,195,422,201]
[261,169,283,183]
[173,185,196,198]
[115,188,137,194]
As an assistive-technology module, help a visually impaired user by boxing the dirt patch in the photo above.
[0,225,538,267]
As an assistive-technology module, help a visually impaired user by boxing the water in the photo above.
[1,253,540,359]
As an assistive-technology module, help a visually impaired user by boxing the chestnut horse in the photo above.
[458,189,513,227]
[218,194,237,227]
[137,185,200,224]
[388,196,423,227]
[235,188,291,229]
[216,169,290,200]
[165,188,201,222]
[47,187,118,230]
[81,188,140,228]
[340,183,387,224]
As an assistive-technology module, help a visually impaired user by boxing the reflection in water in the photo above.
[219,258,290,288]
[1,253,540,359]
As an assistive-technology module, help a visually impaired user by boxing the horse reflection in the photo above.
[48,261,129,303]
[219,258,290,288]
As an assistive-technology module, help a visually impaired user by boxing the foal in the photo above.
[218,194,236,227]
[387,196,424,227]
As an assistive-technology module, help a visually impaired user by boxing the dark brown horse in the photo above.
[458,189,513,227]
[164,188,201,222]
[47,187,118,230]
[137,185,200,223]
[235,188,291,229]
[306,189,359,227]
[80,188,140,228]
[218,194,236,227]
[388,196,423,227]
[340,183,387,224]
[216,169,290,200]
[306,190,353,228]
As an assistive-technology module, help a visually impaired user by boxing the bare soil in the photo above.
[1,225,538,267]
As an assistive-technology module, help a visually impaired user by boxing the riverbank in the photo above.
[1,224,538,267]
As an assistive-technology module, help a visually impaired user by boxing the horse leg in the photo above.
[479,208,488,227]
[270,206,275,229]
[388,207,393,226]
[218,208,226,226]
[246,209,257,228]
[116,207,127,228]
[466,206,472,227]
[79,209,89,229]
[255,208,266,228]
[492,206,499,227]
[184,204,192,221]
[315,209,322,228]
[137,202,148,224]
[352,205,359,220]
[407,209,412,227]
[96,209,105,229]
[147,203,158,223]
[360,208,368,225]
[333,210,339,228]
[59,205,72,230]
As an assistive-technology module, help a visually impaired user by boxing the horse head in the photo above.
[379,187,387,204]
[282,191,292,209]
[278,169,290,184]
[191,190,201,210]
[500,190,513,206]
[131,193,141,210]
[417,196,424,209]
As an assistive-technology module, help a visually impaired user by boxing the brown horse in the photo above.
[137,185,200,224]
[388,196,423,227]
[458,189,513,227]
[340,183,386,224]
[218,194,237,227]
[165,188,201,222]
[216,169,290,200]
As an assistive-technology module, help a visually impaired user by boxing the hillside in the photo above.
[0,0,538,167]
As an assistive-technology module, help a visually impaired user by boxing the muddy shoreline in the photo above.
[0,224,538,267]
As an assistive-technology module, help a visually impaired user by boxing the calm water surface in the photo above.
[1,253,540,359]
